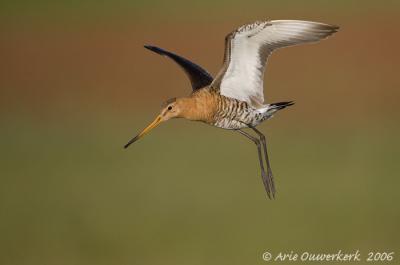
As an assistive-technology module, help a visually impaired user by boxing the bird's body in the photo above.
[211,90,266,130]
[177,89,292,130]
[125,19,339,199]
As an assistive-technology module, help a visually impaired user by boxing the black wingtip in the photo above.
[143,44,214,90]
[144,45,165,55]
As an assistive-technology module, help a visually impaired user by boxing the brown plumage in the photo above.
[125,20,339,199]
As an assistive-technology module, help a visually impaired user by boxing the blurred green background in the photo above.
[1,1,400,264]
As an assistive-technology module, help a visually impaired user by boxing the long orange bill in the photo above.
[124,115,163,148]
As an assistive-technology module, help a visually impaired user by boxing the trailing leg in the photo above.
[251,127,275,198]
[237,129,273,199]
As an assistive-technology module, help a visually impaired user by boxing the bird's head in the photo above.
[124,97,184,148]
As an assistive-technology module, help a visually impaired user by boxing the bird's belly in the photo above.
[212,96,265,129]
[213,119,248,130]
[212,115,262,130]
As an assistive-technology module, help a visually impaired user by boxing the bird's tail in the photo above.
[267,101,295,114]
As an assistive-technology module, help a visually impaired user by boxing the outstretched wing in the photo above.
[210,20,339,107]
[144,45,213,91]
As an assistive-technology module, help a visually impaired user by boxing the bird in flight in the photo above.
[125,20,338,199]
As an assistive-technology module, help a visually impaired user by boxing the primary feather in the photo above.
[144,45,213,91]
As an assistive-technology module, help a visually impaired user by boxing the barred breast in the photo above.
[212,94,264,129]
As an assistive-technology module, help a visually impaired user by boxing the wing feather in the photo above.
[145,45,213,91]
[210,20,339,107]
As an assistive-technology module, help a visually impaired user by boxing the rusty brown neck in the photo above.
[176,90,218,123]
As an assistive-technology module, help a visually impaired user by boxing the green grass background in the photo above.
[1,0,400,264]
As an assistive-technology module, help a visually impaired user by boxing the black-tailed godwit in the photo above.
[125,20,339,199]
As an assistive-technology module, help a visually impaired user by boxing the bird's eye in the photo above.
[168,106,172,110]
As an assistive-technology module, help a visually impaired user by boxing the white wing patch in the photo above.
[215,20,338,108]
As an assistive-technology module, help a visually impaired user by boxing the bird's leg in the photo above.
[250,127,275,198]
[237,129,272,199]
